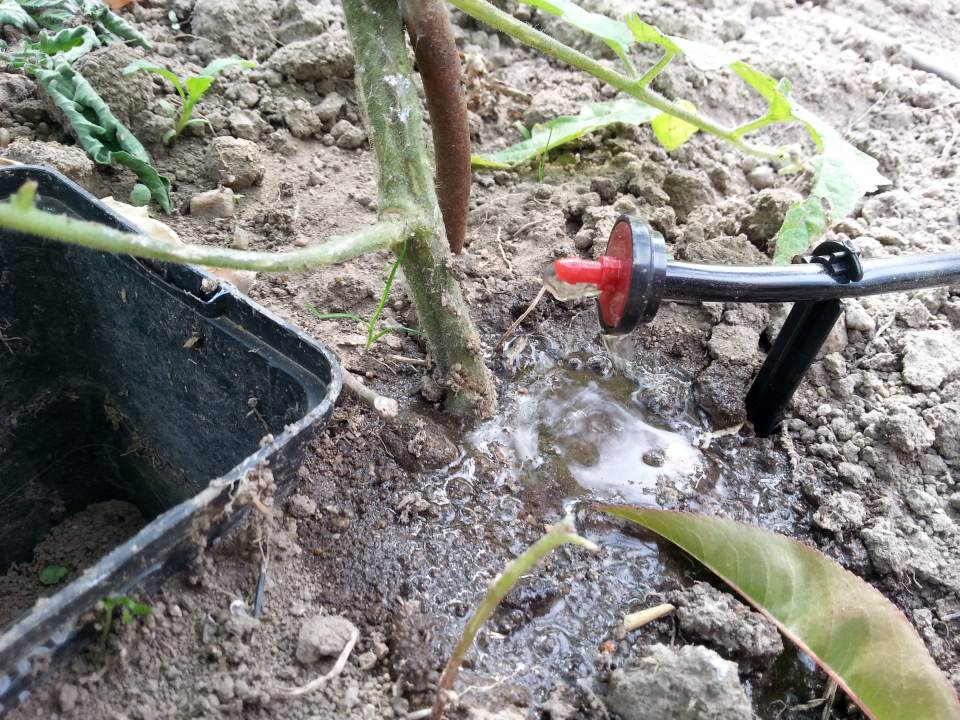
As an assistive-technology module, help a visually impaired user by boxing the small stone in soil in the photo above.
[296,614,358,665]
[206,136,265,190]
[287,493,317,519]
[190,187,236,218]
[606,644,752,720]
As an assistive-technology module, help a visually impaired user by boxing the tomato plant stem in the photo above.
[0,182,410,271]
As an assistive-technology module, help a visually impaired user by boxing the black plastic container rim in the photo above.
[0,166,343,710]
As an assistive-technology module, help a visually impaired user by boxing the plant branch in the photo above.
[446,0,785,163]
[637,50,674,88]
[0,182,411,271]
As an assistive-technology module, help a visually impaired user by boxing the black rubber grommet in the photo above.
[598,216,666,335]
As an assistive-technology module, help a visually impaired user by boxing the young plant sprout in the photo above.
[123,56,256,144]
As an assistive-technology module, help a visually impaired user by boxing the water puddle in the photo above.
[409,333,817,716]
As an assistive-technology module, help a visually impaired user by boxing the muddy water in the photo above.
[410,332,814,714]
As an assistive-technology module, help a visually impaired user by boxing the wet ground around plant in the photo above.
[2,0,959,717]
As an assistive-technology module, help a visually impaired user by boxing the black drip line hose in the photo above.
[663,253,960,304]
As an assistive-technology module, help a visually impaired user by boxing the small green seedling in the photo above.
[38,564,69,585]
[307,241,422,350]
[123,56,256,143]
[100,595,152,643]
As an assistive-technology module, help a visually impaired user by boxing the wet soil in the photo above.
[2,0,959,718]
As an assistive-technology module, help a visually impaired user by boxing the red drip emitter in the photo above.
[553,216,666,335]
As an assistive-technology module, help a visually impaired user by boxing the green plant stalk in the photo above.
[446,0,785,162]
[0,182,410,271]
[366,239,406,349]
[342,0,498,421]
[430,515,598,720]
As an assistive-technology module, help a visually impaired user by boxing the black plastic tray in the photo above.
[0,166,341,712]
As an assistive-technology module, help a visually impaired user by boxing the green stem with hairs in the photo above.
[430,515,598,720]
[343,0,497,421]
[446,0,786,163]
[0,182,410,271]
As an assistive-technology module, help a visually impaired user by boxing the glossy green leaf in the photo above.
[36,25,100,63]
[0,0,39,31]
[600,506,960,720]
[651,98,699,150]
[519,0,635,70]
[472,98,659,169]
[624,15,676,53]
[38,564,69,585]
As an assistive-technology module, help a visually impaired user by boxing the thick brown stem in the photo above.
[402,0,470,254]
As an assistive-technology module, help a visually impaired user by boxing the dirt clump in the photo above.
[205,136,265,189]
[190,0,279,61]
[606,644,753,720]
[669,582,783,669]
[0,139,92,185]
[296,613,358,664]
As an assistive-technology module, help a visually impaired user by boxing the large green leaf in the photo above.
[0,0,39,31]
[519,0,635,70]
[472,98,659,169]
[34,59,171,212]
[600,506,960,720]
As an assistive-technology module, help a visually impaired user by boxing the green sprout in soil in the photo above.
[454,0,887,262]
[100,595,152,643]
[123,56,256,144]
[306,240,423,350]
[38,564,69,585]
[431,515,598,720]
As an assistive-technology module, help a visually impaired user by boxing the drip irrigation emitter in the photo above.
[554,215,960,436]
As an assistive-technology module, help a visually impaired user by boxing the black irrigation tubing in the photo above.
[662,253,960,304]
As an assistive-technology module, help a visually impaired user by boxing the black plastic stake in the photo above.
[746,239,864,437]
[746,298,842,437]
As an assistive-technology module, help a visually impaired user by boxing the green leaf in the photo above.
[600,506,960,720]
[79,0,150,49]
[732,62,804,131]
[472,98,659,169]
[33,59,172,212]
[772,104,886,262]
[38,564,69,585]
[651,99,699,151]
[624,16,676,53]
[626,16,739,71]
[199,55,256,78]
[184,74,215,99]
[113,151,172,213]
[519,0,635,71]
[34,26,101,64]
[0,0,39,31]
[123,59,185,100]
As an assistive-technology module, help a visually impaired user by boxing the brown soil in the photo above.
[2,0,959,718]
